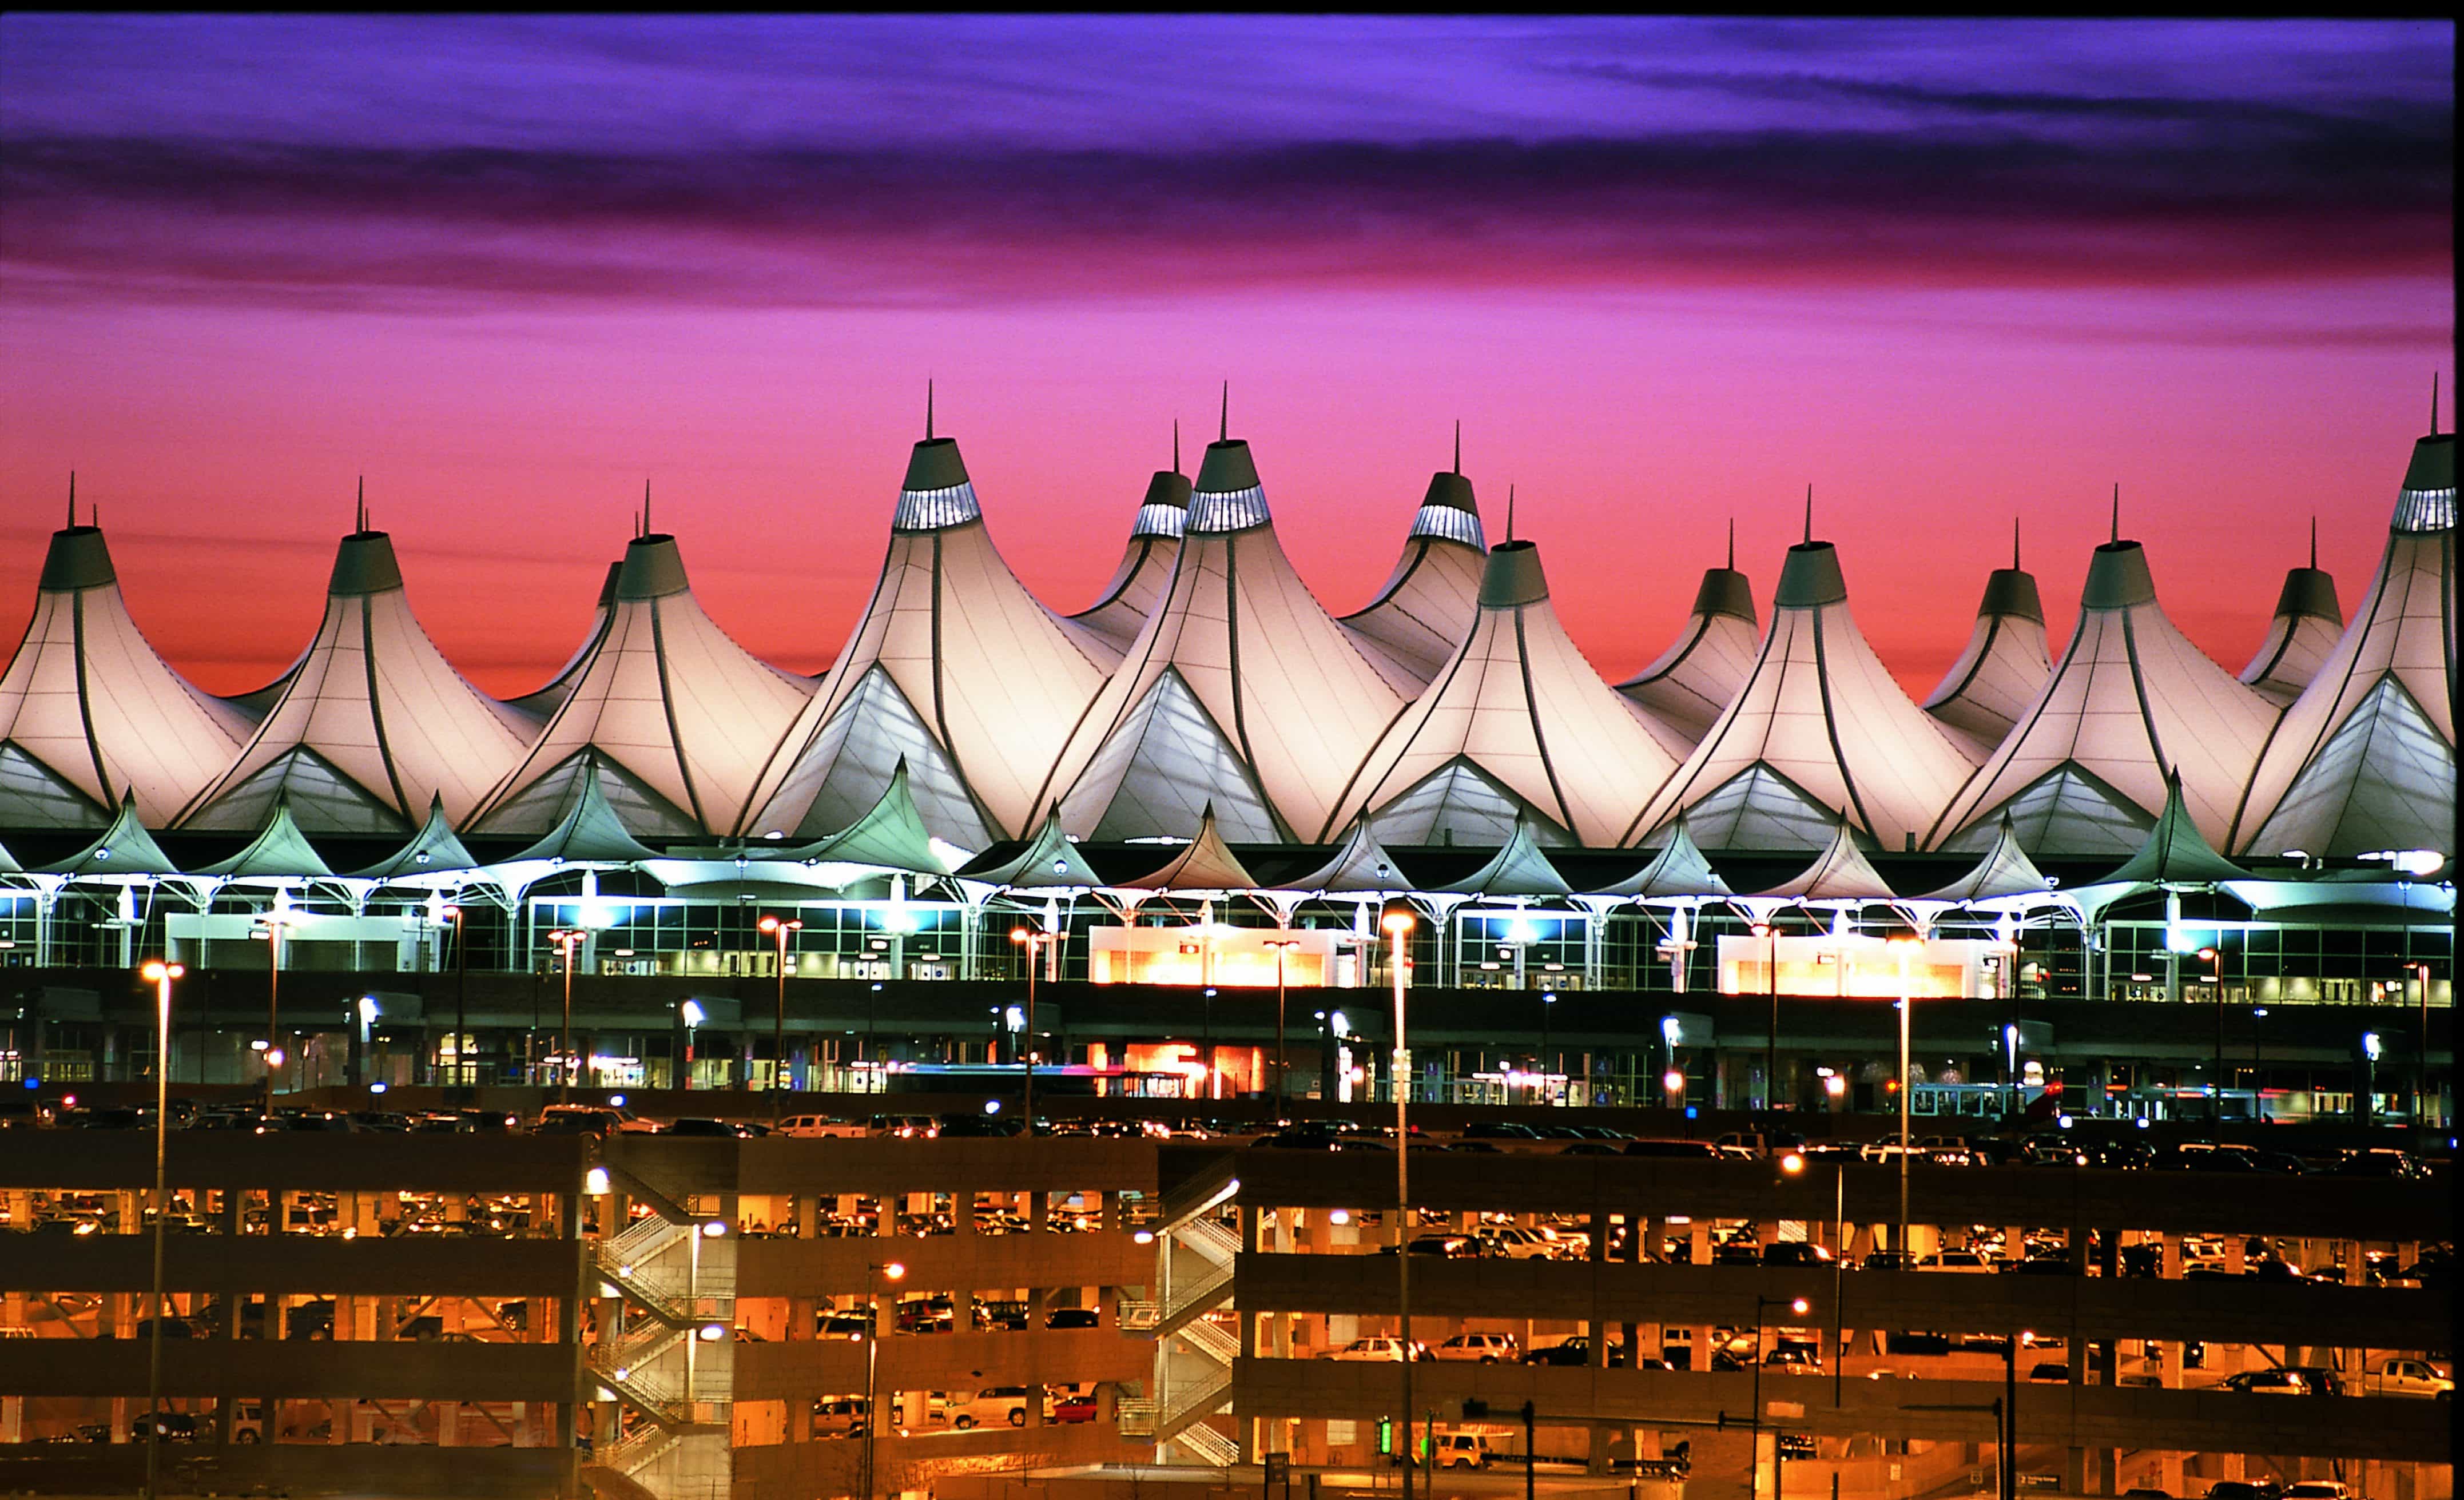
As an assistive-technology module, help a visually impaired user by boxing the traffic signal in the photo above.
[1377,1417,1393,1455]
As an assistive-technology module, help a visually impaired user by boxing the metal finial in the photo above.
[1505,484,1516,543]
[1219,382,1229,443]
[2434,372,2441,436]
[642,479,651,538]
[2111,483,2119,544]
[1803,485,1813,545]
[1452,420,1461,476]
[67,472,75,530]
[356,475,365,533]
[926,379,934,441]
[1173,419,1181,474]
[1726,517,1735,571]
[2309,515,2317,570]
[2013,516,2021,571]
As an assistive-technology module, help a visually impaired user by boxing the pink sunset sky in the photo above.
[1,17,2451,701]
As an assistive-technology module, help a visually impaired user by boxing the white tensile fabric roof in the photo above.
[1035,437,1407,845]
[1626,541,1977,854]
[1618,563,1760,745]
[1338,468,1487,693]
[1326,540,1688,848]
[2237,563,2345,709]
[2232,431,2456,857]
[511,560,619,717]
[1071,465,1190,658]
[1922,565,2052,757]
[1753,811,1897,903]
[0,519,253,829]
[474,532,813,838]
[1929,539,2281,858]
[738,437,1110,851]
[178,527,533,834]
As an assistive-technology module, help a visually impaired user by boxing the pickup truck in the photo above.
[2364,1358,2453,1398]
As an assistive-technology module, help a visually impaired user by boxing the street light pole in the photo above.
[863,1260,907,1499]
[549,928,582,1104]
[1539,989,1556,1108]
[1009,926,1056,1127]
[1750,1292,1810,1500]
[2200,947,2223,1123]
[1752,921,1778,1114]
[1381,899,1418,1490]
[1889,936,1921,1256]
[140,958,181,1500]
[2417,962,2434,1127]
[443,905,468,1088]
[1265,939,1299,1122]
[759,916,802,1120]
[252,916,289,1112]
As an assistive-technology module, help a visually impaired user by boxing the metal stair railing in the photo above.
[1175,1216,1240,1268]
[1154,1368,1233,1446]
[1174,1316,1238,1365]
[1171,1420,1241,1469]
[607,1213,685,1266]
[590,1358,691,1427]
[1153,1262,1233,1338]
[1158,1154,1240,1233]
[602,1422,682,1476]
[1114,1397,1159,1438]
[1117,1300,1161,1332]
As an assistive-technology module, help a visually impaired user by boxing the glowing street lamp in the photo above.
[1378,897,1418,1485]
[1263,938,1301,1121]
[547,928,583,1103]
[1009,925,1060,1127]
[1751,1292,1814,1500]
[249,912,298,1108]
[138,957,181,1500]
[863,1260,908,1498]
[758,916,804,1114]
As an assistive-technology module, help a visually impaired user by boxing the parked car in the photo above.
[1433,1433,1495,1469]
[2281,1486,2350,1500]
[2220,1370,2311,1395]
[950,1387,1034,1429]
[1622,1138,1723,1159]
[1917,1250,1997,1274]
[2363,1356,2453,1398]
[1330,1336,1428,1362]
[1046,1307,1100,1329]
[777,1115,864,1139]
[1433,1332,1519,1363]
[1763,1242,1834,1267]
[1051,1394,1099,1425]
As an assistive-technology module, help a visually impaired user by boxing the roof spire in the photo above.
[2434,371,2441,436]
[642,478,651,538]
[2111,483,2120,543]
[356,474,366,533]
[1726,516,1735,570]
[1172,419,1181,474]
[1452,419,1461,476]
[1219,381,1229,443]
[925,378,935,441]
[2308,514,2317,569]
[66,471,75,529]
[2013,515,2021,571]
[1803,484,1813,544]
[1505,484,1516,542]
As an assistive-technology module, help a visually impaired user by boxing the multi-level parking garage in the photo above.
[0,1106,2449,1499]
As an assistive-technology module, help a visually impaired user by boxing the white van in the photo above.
[950,1387,1033,1429]
[778,1115,864,1139]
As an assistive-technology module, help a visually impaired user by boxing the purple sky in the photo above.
[1,17,2451,695]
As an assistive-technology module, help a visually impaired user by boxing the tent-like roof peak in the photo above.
[1690,567,1756,625]
[1476,540,1549,608]
[327,530,404,597]
[38,525,116,592]
[1976,566,2044,624]
[614,534,690,600]
[2394,432,2454,532]
[1773,541,1847,608]
[2081,540,2157,609]
[904,435,971,493]
[2268,566,2342,626]
[1194,438,1262,496]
